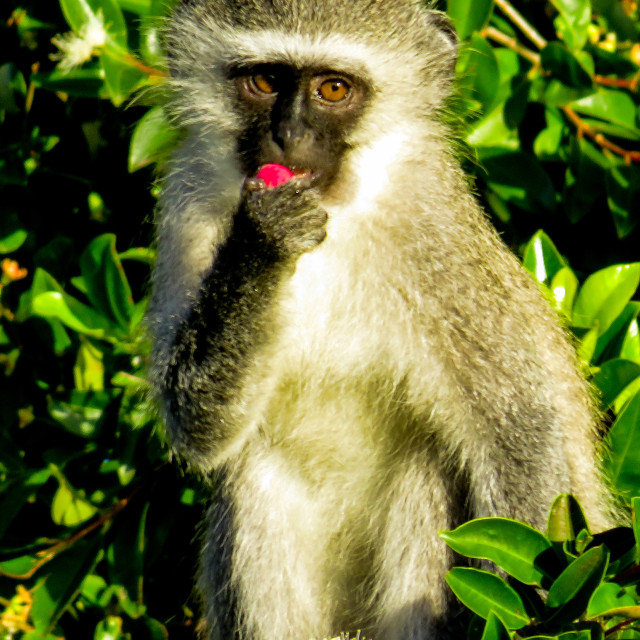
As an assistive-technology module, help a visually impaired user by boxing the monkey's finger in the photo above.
[244,177,266,192]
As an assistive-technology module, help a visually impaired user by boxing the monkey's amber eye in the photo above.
[249,73,277,95]
[318,78,350,102]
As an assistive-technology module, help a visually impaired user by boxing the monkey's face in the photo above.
[231,64,369,191]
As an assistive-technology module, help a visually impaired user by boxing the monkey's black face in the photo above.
[231,64,369,190]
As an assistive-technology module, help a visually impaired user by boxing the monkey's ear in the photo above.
[424,11,458,71]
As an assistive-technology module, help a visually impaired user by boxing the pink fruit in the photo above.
[255,164,294,188]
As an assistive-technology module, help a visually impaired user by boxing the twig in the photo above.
[494,0,548,50]
[0,464,167,580]
[482,26,541,66]
[605,618,640,635]
[563,106,640,164]
[594,73,640,92]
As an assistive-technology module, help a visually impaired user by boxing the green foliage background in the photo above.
[0,0,640,638]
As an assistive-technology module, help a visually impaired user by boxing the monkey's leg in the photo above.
[461,408,572,529]
[222,446,333,640]
[371,452,467,640]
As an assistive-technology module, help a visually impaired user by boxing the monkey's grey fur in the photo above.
[148,1,612,638]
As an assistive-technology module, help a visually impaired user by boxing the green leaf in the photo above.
[440,518,555,586]
[542,79,596,107]
[79,234,134,333]
[119,246,156,264]
[534,108,567,161]
[480,612,510,640]
[107,502,149,605]
[549,0,592,51]
[541,43,593,88]
[47,390,112,438]
[0,210,28,253]
[604,390,640,495]
[573,263,640,335]
[51,480,98,526]
[74,338,105,391]
[550,268,579,317]
[465,105,520,151]
[478,151,556,213]
[593,301,640,363]
[28,268,119,338]
[587,581,636,617]
[119,0,152,14]
[607,165,640,239]
[139,21,167,68]
[30,538,103,634]
[32,291,114,338]
[129,106,180,172]
[100,43,148,106]
[633,496,640,563]
[592,359,640,411]
[457,35,500,114]
[545,546,609,625]
[32,67,108,98]
[569,89,637,131]
[576,327,598,364]
[522,230,567,285]
[0,554,41,577]
[547,495,589,544]
[447,0,494,39]
[445,567,530,629]
[526,633,591,640]
[94,616,124,640]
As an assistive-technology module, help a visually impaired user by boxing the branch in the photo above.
[482,26,541,65]
[594,73,640,91]
[0,463,167,580]
[494,0,547,50]
[563,106,640,164]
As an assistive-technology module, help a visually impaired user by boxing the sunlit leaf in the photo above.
[447,0,495,39]
[587,581,637,617]
[573,263,640,335]
[480,611,510,640]
[441,518,555,586]
[547,495,589,543]
[541,43,593,87]
[51,481,98,526]
[129,106,180,172]
[445,567,530,629]
[522,230,567,285]
[545,545,609,625]
[79,234,134,333]
[550,267,579,316]
[549,0,592,51]
[592,359,640,411]
[605,390,640,495]
[30,539,103,634]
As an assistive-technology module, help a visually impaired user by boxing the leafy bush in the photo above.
[441,495,640,639]
[0,0,639,638]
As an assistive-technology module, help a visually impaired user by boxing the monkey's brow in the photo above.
[226,61,356,80]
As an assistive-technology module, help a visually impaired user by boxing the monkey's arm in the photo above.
[161,178,326,469]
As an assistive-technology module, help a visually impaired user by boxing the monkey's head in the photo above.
[165,0,458,194]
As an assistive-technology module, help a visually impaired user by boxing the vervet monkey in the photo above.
[147,0,612,638]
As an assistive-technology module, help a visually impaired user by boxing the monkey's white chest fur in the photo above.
[251,211,428,490]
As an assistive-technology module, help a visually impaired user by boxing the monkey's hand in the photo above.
[240,175,328,260]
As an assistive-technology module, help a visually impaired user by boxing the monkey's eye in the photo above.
[317,78,350,103]
[249,73,277,95]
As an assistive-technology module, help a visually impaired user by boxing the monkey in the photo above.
[147,1,613,638]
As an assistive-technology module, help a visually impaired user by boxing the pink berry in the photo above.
[255,164,294,188]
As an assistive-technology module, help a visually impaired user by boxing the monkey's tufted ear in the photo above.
[424,11,458,72]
